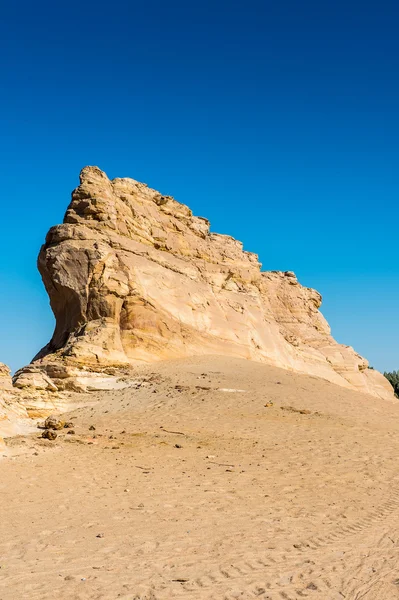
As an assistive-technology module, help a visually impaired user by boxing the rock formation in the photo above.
[13,166,393,401]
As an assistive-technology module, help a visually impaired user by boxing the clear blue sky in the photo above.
[1,0,398,373]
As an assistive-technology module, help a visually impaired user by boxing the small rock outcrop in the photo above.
[0,362,31,437]
[0,363,12,390]
[14,167,393,401]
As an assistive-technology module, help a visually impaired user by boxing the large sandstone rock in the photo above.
[14,166,393,400]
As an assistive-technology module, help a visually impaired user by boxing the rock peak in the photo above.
[79,165,109,183]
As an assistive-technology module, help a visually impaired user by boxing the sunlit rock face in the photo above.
[14,166,393,400]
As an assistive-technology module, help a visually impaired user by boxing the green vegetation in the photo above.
[383,371,399,398]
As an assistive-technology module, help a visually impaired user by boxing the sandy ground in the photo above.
[1,356,399,600]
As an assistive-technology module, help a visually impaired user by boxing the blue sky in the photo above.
[1,0,398,373]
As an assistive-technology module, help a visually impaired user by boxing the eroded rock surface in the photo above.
[14,166,393,400]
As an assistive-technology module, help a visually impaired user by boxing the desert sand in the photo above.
[1,356,399,599]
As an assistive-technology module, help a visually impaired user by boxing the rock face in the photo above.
[15,166,393,400]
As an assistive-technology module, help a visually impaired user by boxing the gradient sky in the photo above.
[1,0,398,373]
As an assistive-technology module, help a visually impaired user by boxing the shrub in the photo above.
[383,371,399,398]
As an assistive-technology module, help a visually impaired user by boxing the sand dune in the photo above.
[1,356,399,599]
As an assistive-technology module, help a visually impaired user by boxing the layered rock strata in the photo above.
[14,167,393,400]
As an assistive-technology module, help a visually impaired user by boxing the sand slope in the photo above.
[1,356,399,599]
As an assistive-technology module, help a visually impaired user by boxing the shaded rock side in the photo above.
[15,166,393,400]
